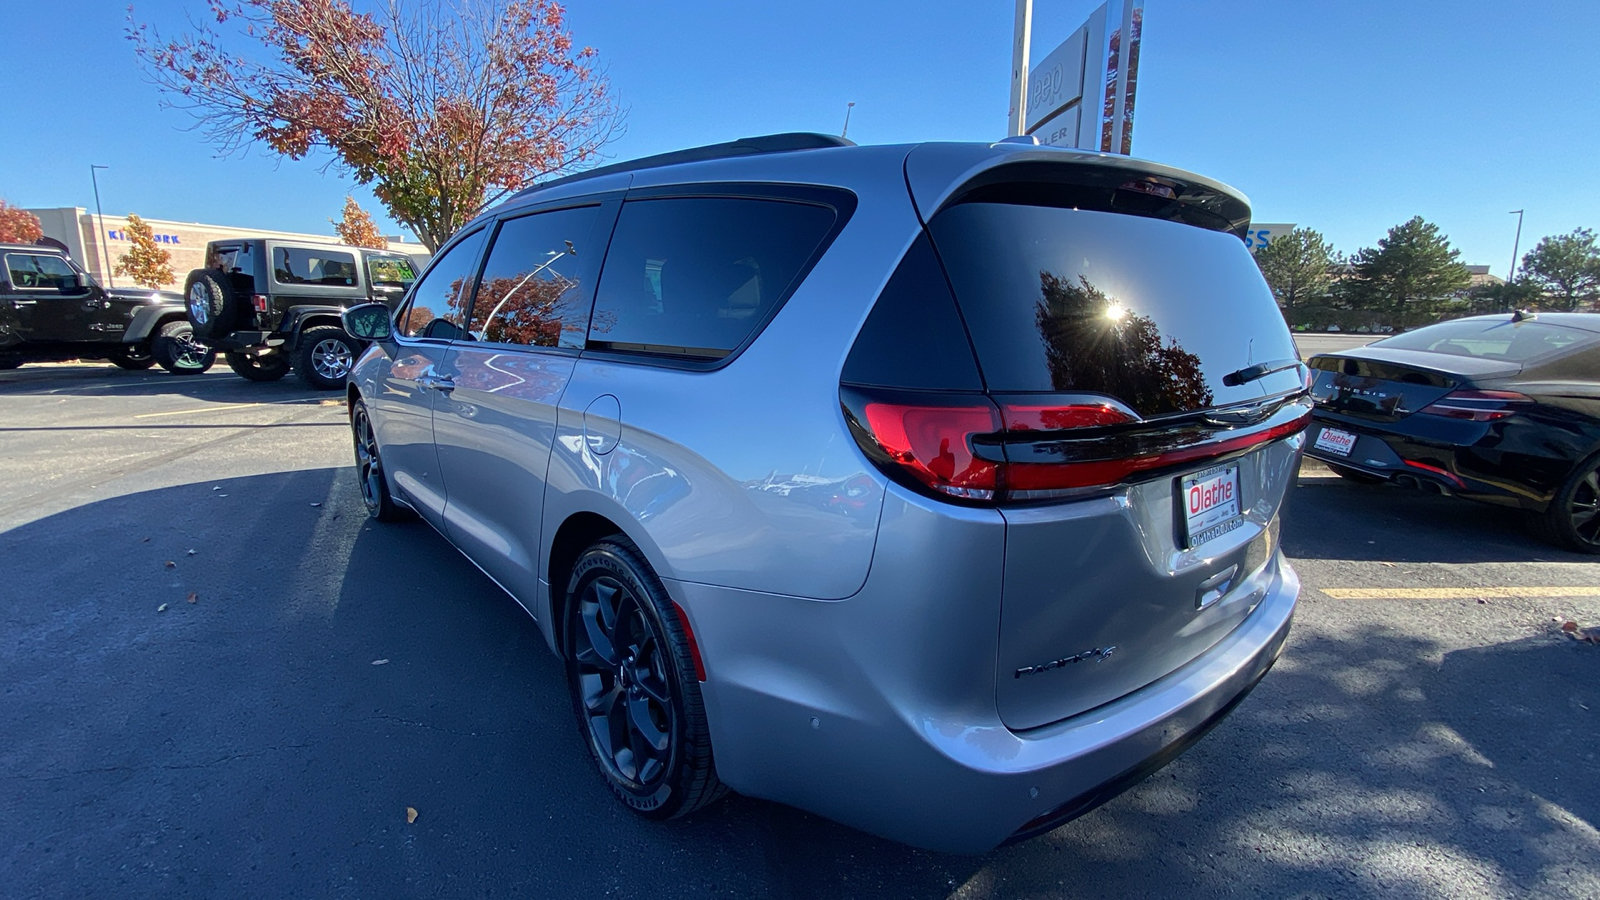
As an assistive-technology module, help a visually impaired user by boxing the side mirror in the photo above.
[342,302,394,341]
[74,271,90,289]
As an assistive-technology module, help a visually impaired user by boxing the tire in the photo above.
[1530,454,1600,554]
[108,345,157,370]
[183,268,243,341]
[1327,463,1385,485]
[294,326,358,390]
[151,320,216,375]
[351,400,408,522]
[226,351,290,382]
[565,536,726,819]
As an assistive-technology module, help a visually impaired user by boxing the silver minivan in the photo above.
[341,134,1309,853]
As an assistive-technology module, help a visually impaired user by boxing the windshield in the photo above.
[366,255,418,291]
[1374,318,1600,363]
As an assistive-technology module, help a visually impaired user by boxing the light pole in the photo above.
[90,164,113,287]
[841,102,856,139]
[1507,209,1525,284]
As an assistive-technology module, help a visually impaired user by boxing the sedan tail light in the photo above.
[843,387,1312,504]
[1418,389,1531,422]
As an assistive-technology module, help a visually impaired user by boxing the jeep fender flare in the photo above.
[281,306,352,347]
[124,305,188,343]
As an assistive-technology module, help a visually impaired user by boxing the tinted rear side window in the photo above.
[273,247,358,286]
[928,203,1295,417]
[1373,319,1600,363]
[589,197,836,359]
[841,234,981,391]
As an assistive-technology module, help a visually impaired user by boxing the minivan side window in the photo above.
[398,228,487,341]
[273,247,359,287]
[588,197,836,359]
[467,206,599,349]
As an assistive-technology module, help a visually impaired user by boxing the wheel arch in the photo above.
[544,511,627,658]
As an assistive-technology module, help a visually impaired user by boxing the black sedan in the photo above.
[1304,312,1600,552]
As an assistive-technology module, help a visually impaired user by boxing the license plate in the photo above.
[1180,464,1243,548]
[1313,426,1357,457]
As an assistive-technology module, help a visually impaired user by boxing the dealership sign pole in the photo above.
[1008,0,1034,137]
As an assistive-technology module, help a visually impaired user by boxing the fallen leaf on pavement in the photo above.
[1380,562,1396,568]
[310,502,322,507]
[1580,626,1600,644]
[371,659,389,666]
[406,807,418,824]
[186,592,198,604]
[141,537,150,543]
[1562,620,1579,633]
[157,603,168,613]
[163,561,176,569]
[186,549,196,556]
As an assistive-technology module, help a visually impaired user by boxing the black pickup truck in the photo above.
[183,239,417,389]
[0,243,211,373]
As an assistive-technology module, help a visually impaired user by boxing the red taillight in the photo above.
[861,401,1001,499]
[845,387,1313,503]
[1418,389,1530,422]
[251,294,270,313]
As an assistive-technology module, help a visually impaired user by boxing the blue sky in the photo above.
[3,0,1596,271]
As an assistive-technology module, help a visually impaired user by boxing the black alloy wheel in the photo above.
[351,401,405,522]
[1533,455,1600,554]
[565,538,724,818]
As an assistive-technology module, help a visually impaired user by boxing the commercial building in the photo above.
[24,207,430,290]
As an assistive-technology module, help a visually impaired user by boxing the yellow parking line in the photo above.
[133,403,262,419]
[1322,586,1600,600]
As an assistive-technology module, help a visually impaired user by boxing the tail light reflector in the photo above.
[252,294,270,313]
[1418,389,1530,422]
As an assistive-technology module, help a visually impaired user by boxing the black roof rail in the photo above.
[517,132,856,197]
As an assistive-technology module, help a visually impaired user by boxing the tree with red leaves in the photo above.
[0,200,43,244]
[130,0,620,251]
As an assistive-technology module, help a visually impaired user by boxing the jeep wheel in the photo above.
[152,321,216,375]
[294,326,358,390]
[183,268,243,341]
[226,351,290,382]
[109,345,157,371]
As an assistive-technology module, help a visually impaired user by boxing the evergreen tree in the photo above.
[1252,227,1338,326]
[1521,228,1600,311]
[1345,217,1470,328]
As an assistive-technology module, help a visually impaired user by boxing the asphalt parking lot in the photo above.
[3,362,1597,899]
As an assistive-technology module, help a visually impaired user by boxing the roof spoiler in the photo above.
[520,133,856,198]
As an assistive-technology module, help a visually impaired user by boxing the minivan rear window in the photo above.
[588,197,836,359]
[1372,319,1600,363]
[927,203,1293,417]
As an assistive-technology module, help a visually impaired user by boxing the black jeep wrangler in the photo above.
[0,242,212,374]
[183,239,417,389]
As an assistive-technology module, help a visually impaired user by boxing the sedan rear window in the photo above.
[1374,319,1600,363]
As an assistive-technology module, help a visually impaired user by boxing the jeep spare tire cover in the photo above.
[183,268,242,340]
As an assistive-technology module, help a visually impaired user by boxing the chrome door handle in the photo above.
[13,299,36,306]
[417,374,455,393]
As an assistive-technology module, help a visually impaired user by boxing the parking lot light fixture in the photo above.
[90,165,113,288]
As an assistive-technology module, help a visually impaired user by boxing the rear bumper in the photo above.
[679,491,1298,853]
[1304,415,1553,509]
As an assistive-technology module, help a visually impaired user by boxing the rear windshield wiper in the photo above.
[1222,358,1305,387]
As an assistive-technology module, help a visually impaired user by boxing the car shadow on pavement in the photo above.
[4,468,1596,898]
[0,364,330,402]
[1282,478,1593,564]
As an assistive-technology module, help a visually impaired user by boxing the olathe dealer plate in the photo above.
[1180,463,1244,548]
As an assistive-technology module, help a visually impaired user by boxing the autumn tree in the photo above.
[1344,217,1470,329]
[0,200,43,243]
[131,0,620,251]
[332,195,387,249]
[113,214,177,288]
[1253,227,1339,325]
[1520,228,1600,312]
